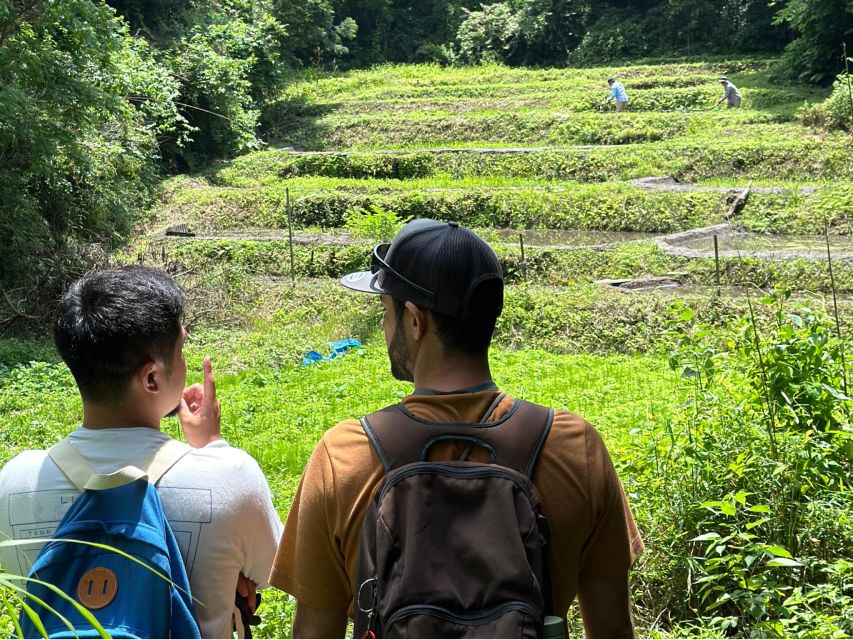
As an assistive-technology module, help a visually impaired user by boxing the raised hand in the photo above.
[178,356,222,448]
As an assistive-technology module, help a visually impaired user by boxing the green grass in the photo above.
[271,110,788,150]
[4,288,850,637]
[207,130,853,184]
[153,178,731,232]
[150,173,853,238]
[265,59,830,151]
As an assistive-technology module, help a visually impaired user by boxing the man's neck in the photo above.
[81,402,160,431]
[411,353,493,393]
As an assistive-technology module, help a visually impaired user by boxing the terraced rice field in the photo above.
[5,59,851,637]
[141,60,853,309]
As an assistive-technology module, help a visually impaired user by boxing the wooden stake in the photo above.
[713,234,721,293]
[286,188,295,286]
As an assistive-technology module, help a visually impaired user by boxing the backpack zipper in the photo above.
[378,462,538,504]
[385,601,541,630]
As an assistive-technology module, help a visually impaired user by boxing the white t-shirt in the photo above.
[0,427,283,639]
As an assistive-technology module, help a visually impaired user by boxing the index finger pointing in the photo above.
[203,356,217,404]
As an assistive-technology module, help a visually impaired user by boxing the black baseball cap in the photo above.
[340,219,504,319]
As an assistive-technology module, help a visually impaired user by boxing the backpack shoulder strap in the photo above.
[362,399,553,477]
[143,439,193,485]
[48,437,192,491]
[48,439,95,491]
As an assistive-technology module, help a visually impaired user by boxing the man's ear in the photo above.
[138,360,160,395]
[403,301,428,341]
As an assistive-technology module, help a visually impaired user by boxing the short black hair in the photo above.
[394,279,503,356]
[54,266,185,403]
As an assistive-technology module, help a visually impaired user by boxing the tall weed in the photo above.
[635,296,852,637]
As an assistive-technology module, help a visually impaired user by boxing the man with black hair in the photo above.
[0,266,282,638]
[270,219,643,638]
[605,77,629,112]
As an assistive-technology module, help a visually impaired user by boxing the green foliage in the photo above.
[447,0,790,67]
[800,71,853,131]
[164,1,288,168]
[166,177,737,232]
[157,235,853,295]
[273,0,357,65]
[3,278,852,636]
[0,0,178,311]
[454,4,517,64]
[271,152,436,180]
[633,298,853,636]
[342,204,409,240]
[774,0,852,84]
[569,9,650,65]
[164,166,853,238]
[265,60,836,151]
[739,184,853,235]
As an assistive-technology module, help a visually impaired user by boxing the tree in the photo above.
[774,0,853,83]
[0,0,179,313]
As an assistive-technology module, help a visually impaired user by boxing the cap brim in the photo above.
[340,271,384,294]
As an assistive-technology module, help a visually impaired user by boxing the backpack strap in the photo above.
[143,439,193,485]
[48,439,97,491]
[48,437,192,491]
[362,399,553,477]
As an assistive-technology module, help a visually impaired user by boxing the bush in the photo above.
[164,2,288,169]
[454,4,517,65]
[569,11,650,65]
[342,204,409,240]
[413,43,452,65]
[634,298,853,636]
[800,72,853,131]
[0,1,179,319]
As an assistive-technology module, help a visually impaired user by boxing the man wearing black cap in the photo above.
[269,219,643,638]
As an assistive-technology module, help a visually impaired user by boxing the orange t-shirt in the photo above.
[270,389,644,617]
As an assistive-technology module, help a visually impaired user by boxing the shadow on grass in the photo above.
[261,94,340,150]
[732,67,832,118]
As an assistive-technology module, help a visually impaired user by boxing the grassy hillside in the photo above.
[3,59,851,638]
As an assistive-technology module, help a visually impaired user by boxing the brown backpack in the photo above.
[353,398,554,639]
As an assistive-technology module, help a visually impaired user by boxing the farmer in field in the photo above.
[270,219,644,638]
[0,266,282,638]
[717,76,742,108]
[605,77,630,111]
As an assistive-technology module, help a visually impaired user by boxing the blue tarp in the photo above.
[302,338,363,366]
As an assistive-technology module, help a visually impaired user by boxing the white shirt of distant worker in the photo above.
[0,266,283,639]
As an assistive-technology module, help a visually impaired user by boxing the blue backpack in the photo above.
[19,439,201,639]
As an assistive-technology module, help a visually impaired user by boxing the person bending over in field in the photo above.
[605,77,630,111]
[717,76,742,108]
[0,266,282,638]
[269,219,644,638]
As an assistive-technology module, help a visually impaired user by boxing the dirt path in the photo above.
[156,224,853,262]
[271,144,627,156]
[154,228,636,250]
[631,176,818,194]
[155,229,359,245]
[654,223,853,261]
